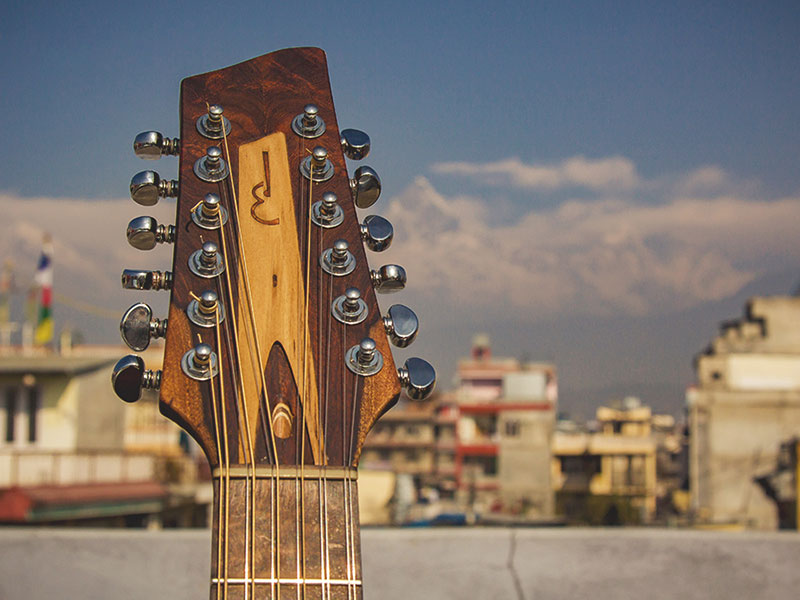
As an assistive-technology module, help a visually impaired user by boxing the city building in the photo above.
[451,335,557,520]
[552,397,658,524]
[0,343,206,526]
[688,294,800,529]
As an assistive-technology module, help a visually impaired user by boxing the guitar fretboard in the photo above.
[210,470,363,600]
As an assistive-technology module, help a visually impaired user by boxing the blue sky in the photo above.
[2,1,799,415]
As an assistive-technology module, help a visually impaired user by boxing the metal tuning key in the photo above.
[126,216,175,251]
[130,171,178,206]
[340,128,371,160]
[121,269,172,291]
[350,166,382,208]
[371,264,406,293]
[311,192,344,228]
[194,146,229,182]
[196,104,231,139]
[300,146,334,182]
[346,337,384,376]
[133,131,180,159]
[383,304,419,347]
[111,355,161,403]
[188,241,225,278]
[181,343,219,381]
[320,239,356,276]
[398,358,436,400]
[332,287,368,325]
[120,302,167,351]
[291,104,325,138]
[360,215,393,251]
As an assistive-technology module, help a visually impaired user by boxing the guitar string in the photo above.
[316,235,326,600]
[218,127,284,599]
[214,180,256,600]
[347,374,361,599]
[317,245,333,600]
[295,140,308,600]
[300,145,318,599]
[211,298,232,600]
[341,332,354,600]
[197,291,226,600]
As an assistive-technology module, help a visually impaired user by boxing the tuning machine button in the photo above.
[300,146,334,182]
[383,304,418,348]
[371,264,406,293]
[332,287,368,325]
[196,104,231,139]
[133,131,180,159]
[345,337,383,376]
[130,171,178,206]
[398,358,436,400]
[340,129,371,160]
[292,104,326,139]
[321,239,356,276]
[126,216,175,251]
[111,355,161,403]
[360,215,393,252]
[120,302,167,351]
[350,166,382,209]
[121,269,172,291]
[311,192,344,228]
[181,343,219,381]
[194,146,229,182]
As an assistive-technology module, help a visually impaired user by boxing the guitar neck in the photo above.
[210,467,363,599]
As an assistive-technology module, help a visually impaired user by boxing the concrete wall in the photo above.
[1,528,798,600]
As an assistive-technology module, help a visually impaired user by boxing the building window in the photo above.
[504,420,520,437]
[5,389,16,443]
[26,387,38,443]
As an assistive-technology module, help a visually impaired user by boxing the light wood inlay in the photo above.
[236,132,322,463]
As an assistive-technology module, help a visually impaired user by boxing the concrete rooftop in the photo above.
[1,527,799,599]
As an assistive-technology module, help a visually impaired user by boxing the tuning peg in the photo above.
[371,264,406,293]
[196,104,231,139]
[133,131,180,159]
[398,357,436,401]
[130,171,178,206]
[340,129,371,160]
[350,166,382,209]
[181,343,218,381]
[360,215,393,252]
[383,304,418,348]
[121,269,172,291]
[120,302,167,351]
[194,146,229,182]
[126,216,175,251]
[292,104,326,139]
[111,355,161,403]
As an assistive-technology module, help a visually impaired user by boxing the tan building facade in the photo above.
[689,295,800,529]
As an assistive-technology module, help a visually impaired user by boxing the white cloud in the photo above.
[431,155,641,192]
[377,176,800,319]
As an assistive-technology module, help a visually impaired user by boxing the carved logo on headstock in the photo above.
[250,151,281,225]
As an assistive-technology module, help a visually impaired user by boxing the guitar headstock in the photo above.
[112,48,435,469]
